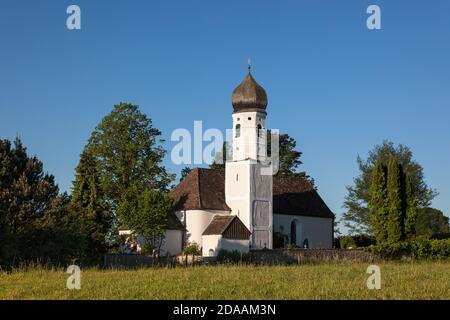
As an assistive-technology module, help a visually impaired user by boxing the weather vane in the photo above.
[247,58,252,73]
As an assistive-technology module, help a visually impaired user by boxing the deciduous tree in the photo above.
[343,140,437,235]
[86,103,174,212]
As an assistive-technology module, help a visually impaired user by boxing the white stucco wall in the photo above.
[221,239,250,253]
[225,160,273,249]
[121,229,183,256]
[202,235,250,257]
[176,210,230,248]
[232,111,267,161]
[225,161,251,228]
[202,235,221,256]
[273,214,333,248]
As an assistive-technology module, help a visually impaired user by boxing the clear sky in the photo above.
[1,0,449,231]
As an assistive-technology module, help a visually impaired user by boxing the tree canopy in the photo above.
[86,103,175,212]
[0,138,82,267]
[117,185,175,255]
[416,207,450,238]
[343,140,437,235]
[179,167,192,182]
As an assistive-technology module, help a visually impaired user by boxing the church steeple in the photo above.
[230,69,268,162]
[225,67,273,250]
[231,70,268,114]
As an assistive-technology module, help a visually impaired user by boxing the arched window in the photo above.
[209,249,214,256]
[290,220,297,245]
[235,124,241,138]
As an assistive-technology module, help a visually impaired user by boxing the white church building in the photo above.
[121,70,335,256]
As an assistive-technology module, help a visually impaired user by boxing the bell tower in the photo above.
[225,67,273,250]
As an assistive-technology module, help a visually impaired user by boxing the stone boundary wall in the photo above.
[252,249,378,264]
[104,249,378,268]
[103,254,211,268]
[103,254,177,268]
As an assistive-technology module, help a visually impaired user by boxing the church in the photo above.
[120,70,335,256]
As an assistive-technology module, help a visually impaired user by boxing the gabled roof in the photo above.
[170,168,231,212]
[273,175,335,219]
[202,215,251,239]
[170,168,334,219]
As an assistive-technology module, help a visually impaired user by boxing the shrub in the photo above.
[273,232,288,249]
[366,238,450,259]
[140,244,155,256]
[217,250,253,264]
[184,242,201,256]
[367,241,410,257]
[352,234,376,247]
[339,236,357,249]
[286,243,297,250]
[335,235,376,249]
[433,239,450,257]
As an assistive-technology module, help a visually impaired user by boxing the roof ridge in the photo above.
[221,215,237,234]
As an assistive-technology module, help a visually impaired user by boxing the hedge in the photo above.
[367,238,450,259]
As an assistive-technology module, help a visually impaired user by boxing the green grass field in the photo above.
[1,261,449,300]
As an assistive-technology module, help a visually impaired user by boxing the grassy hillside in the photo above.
[1,261,449,299]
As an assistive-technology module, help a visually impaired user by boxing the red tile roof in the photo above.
[202,215,251,239]
[170,168,335,219]
[170,168,231,211]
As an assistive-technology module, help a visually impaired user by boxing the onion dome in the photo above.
[231,71,268,113]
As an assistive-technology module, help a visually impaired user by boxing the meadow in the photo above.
[0,261,449,300]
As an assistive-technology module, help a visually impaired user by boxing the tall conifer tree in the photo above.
[71,149,112,263]
[404,172,417,238]
[387,157,404,242]
[369,161,388,243]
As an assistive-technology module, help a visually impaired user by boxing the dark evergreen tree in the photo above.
[179,167,192,182]
[0,138,81,267]
[268,133,303,176]
[209,142,231,171]
[71,149,112,263]
[404,173,417,238]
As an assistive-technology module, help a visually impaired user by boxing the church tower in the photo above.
[225,68,273,250]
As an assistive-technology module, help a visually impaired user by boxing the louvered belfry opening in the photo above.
[223,217,251,240]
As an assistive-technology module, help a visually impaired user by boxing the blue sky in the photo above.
[1,0,449,231]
